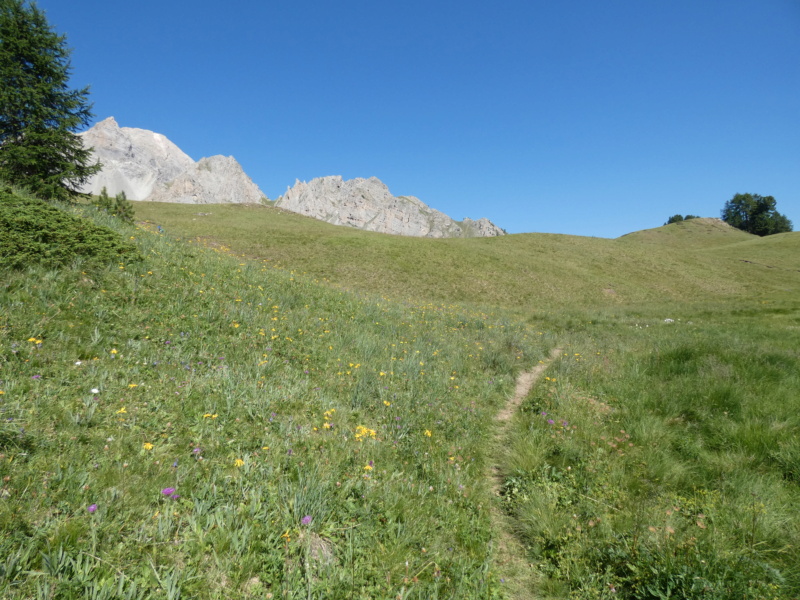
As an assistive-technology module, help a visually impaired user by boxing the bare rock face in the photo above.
[147,156,265,204]
[78,117,194,200]
[78,117,266,204]
[461,217,505,237]
[276,176,504,238]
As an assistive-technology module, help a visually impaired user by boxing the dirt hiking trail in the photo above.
[489,347,563,598]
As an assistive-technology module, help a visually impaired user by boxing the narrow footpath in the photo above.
[489,347,563,598]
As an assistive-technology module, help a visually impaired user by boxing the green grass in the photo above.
[1,196,552,599]
[2,194,799,598]
[132,202,800,312]
[500,302,800,598]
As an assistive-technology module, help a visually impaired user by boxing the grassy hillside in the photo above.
[2,195,798,599]
[616,217,753,248]
[1,194,553,599]
[133,203,800,312]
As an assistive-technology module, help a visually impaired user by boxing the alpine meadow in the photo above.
[2,190,799,599]
[2,0,800,597]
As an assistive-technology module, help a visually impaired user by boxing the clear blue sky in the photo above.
[41,0,799,238]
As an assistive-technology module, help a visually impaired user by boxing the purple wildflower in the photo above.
[87,504,98,513]
[301,515,312,526]
[161,487,176,496]
[547,419,555,425]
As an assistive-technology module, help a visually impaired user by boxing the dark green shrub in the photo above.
[0,185,139,269]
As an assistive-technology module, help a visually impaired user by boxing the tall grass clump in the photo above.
[500,305,800,598]
[0,197,548,598]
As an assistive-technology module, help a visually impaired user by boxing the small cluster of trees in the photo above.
[665,194,793,236]
[93,187,134,223]
[665,214,700,225]
[720,193,792,236]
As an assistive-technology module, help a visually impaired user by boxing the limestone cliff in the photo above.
[275,176,504,238]
[147,156,264,204]
[78,117,266,204]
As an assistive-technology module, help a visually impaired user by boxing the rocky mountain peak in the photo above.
[78,118,265,204]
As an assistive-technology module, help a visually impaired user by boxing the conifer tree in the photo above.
[0,0,100,200]
[95,186,112,211]
[721,193,793,236]
[112,190,134,223]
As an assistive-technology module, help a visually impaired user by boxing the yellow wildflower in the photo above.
[424,430,432,437]
[143,442,154,450]
[354,425,377,441]
[234,458,245,467]
[116,407,127,414]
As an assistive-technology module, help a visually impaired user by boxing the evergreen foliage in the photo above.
[0,0,100,200]
[665,214,700,225]
[95,186,113,211]
[92,186,134,223]
[111,189,134,223]
[0,183,139,268]
[721,193,793,236]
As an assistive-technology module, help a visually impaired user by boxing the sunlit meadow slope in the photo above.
[4,196,799,599]
[133,203,800,311]
[1,199,553,599]
[133,202,800,599]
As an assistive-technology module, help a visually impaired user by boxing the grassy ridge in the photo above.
[132,203,800,311]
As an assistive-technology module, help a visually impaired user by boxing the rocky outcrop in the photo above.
[78,117,266,204]
[147,156,264,204]
[461,217,506,237]
[276,176,504,238]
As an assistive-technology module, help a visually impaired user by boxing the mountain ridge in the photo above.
[276,175,504,238]
[79,118,504,238]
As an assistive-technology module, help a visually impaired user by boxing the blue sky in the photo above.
[42,0,799,238]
